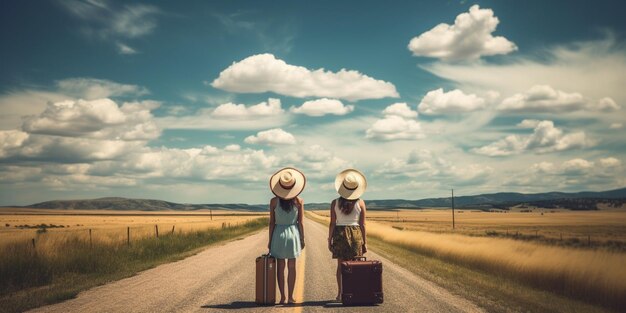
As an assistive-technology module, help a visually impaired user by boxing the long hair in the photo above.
[338,197,358,215]
[278,197,297,212]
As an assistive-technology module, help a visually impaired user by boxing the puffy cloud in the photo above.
[211,98,283,119]
[224,144,241,152]
[598,157,621,168]
[418,88,486,114]
[244,128,296,145]
[366,115,423,140]
[156,98,289,130]
[381,103,418,118]
[0,130,29,158]
[408,5,516,61]
[21,98,160,140]
[0,97,160,163]
[497,85,617,112]
[290,98,354,117]
[610,123,623,129]
[473,120,592,156]
[366,103,424,140]
[211,54,399,101]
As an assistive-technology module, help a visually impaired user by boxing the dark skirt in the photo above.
[331,225,364,259]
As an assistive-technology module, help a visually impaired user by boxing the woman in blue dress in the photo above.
[268,167,306,304]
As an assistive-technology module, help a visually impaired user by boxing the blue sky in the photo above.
[1,0,625,205]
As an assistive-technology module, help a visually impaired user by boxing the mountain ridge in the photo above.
[8,187,626,211]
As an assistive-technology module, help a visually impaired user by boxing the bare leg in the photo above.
[287,258,297,303]
[277,259,286,304]
[336,259,343,301]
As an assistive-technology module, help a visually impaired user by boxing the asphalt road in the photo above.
[30,217,484,313]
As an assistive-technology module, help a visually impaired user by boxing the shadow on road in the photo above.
[202,300,350,309]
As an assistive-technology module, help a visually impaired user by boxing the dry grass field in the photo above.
[0,208,267,248]
[312,208,626,250]
[308,210,626,311]
[0,208,269,313]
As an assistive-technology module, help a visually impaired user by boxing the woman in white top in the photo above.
[327,169,367,301]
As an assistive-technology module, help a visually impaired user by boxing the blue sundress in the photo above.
[270,202,302,259]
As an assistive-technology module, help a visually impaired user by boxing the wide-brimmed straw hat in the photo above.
[269,167,306,200]
[335,168,367,200]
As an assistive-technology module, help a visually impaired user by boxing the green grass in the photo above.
[0,218,268,313]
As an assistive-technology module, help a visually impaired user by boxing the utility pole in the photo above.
[451,189,455,230]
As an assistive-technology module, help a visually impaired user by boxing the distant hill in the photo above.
[310,187,626,210]
[12,187,626,211]
[24,197,267,212]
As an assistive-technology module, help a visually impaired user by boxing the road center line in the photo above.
[293,247,306,313]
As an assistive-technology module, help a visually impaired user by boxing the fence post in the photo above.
[588,235,591,246]
[155,225,159,238]
[31,238,36,249]
[210,209,213,221]
[89,229,92,248]
[127,227,130,246]
[171,225,175,235]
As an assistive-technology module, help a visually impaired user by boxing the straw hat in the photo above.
[269,167,306,199]
[335,168,367,200]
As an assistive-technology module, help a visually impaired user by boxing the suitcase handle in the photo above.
[353,256,366,261]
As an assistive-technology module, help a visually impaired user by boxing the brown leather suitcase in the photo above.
[255,254,276,305]
[341,257,384,305]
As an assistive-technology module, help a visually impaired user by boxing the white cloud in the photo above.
[224,144,241,152]
[497,85,618,112]
[590,97,621,111]
[211,53,399,101]
[21,98,160,140]
[211,98,283,119]
[366,115,423,141]
[407,5,517,61]
[381,103,418,118]
[377,148,493,185]
[56,78,149,99]
[517,119,541,128]
[244,128,296,145]
[422,36,626,106]
[156,98,288,130]
[366,103,425,141]
[473,120,592,156]
[281,145,351,179]
[0,77,148,130]
[116,42,138,55]
[290,98,354,117]
[418,88,486,114]
[598,157,621,168]
[610,123,623,129]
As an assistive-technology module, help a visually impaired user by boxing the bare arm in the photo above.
[359,199,367,253]
[268,197,276,251]
[297,197,305,248]
[328,199,336,251]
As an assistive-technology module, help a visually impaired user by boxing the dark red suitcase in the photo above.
[340,257,384,305]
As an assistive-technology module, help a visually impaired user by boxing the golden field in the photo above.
[308,210,626,310]
[0,208,267,248]
[312,208,626,246]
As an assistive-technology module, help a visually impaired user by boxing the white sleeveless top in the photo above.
[334,198,361,226]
